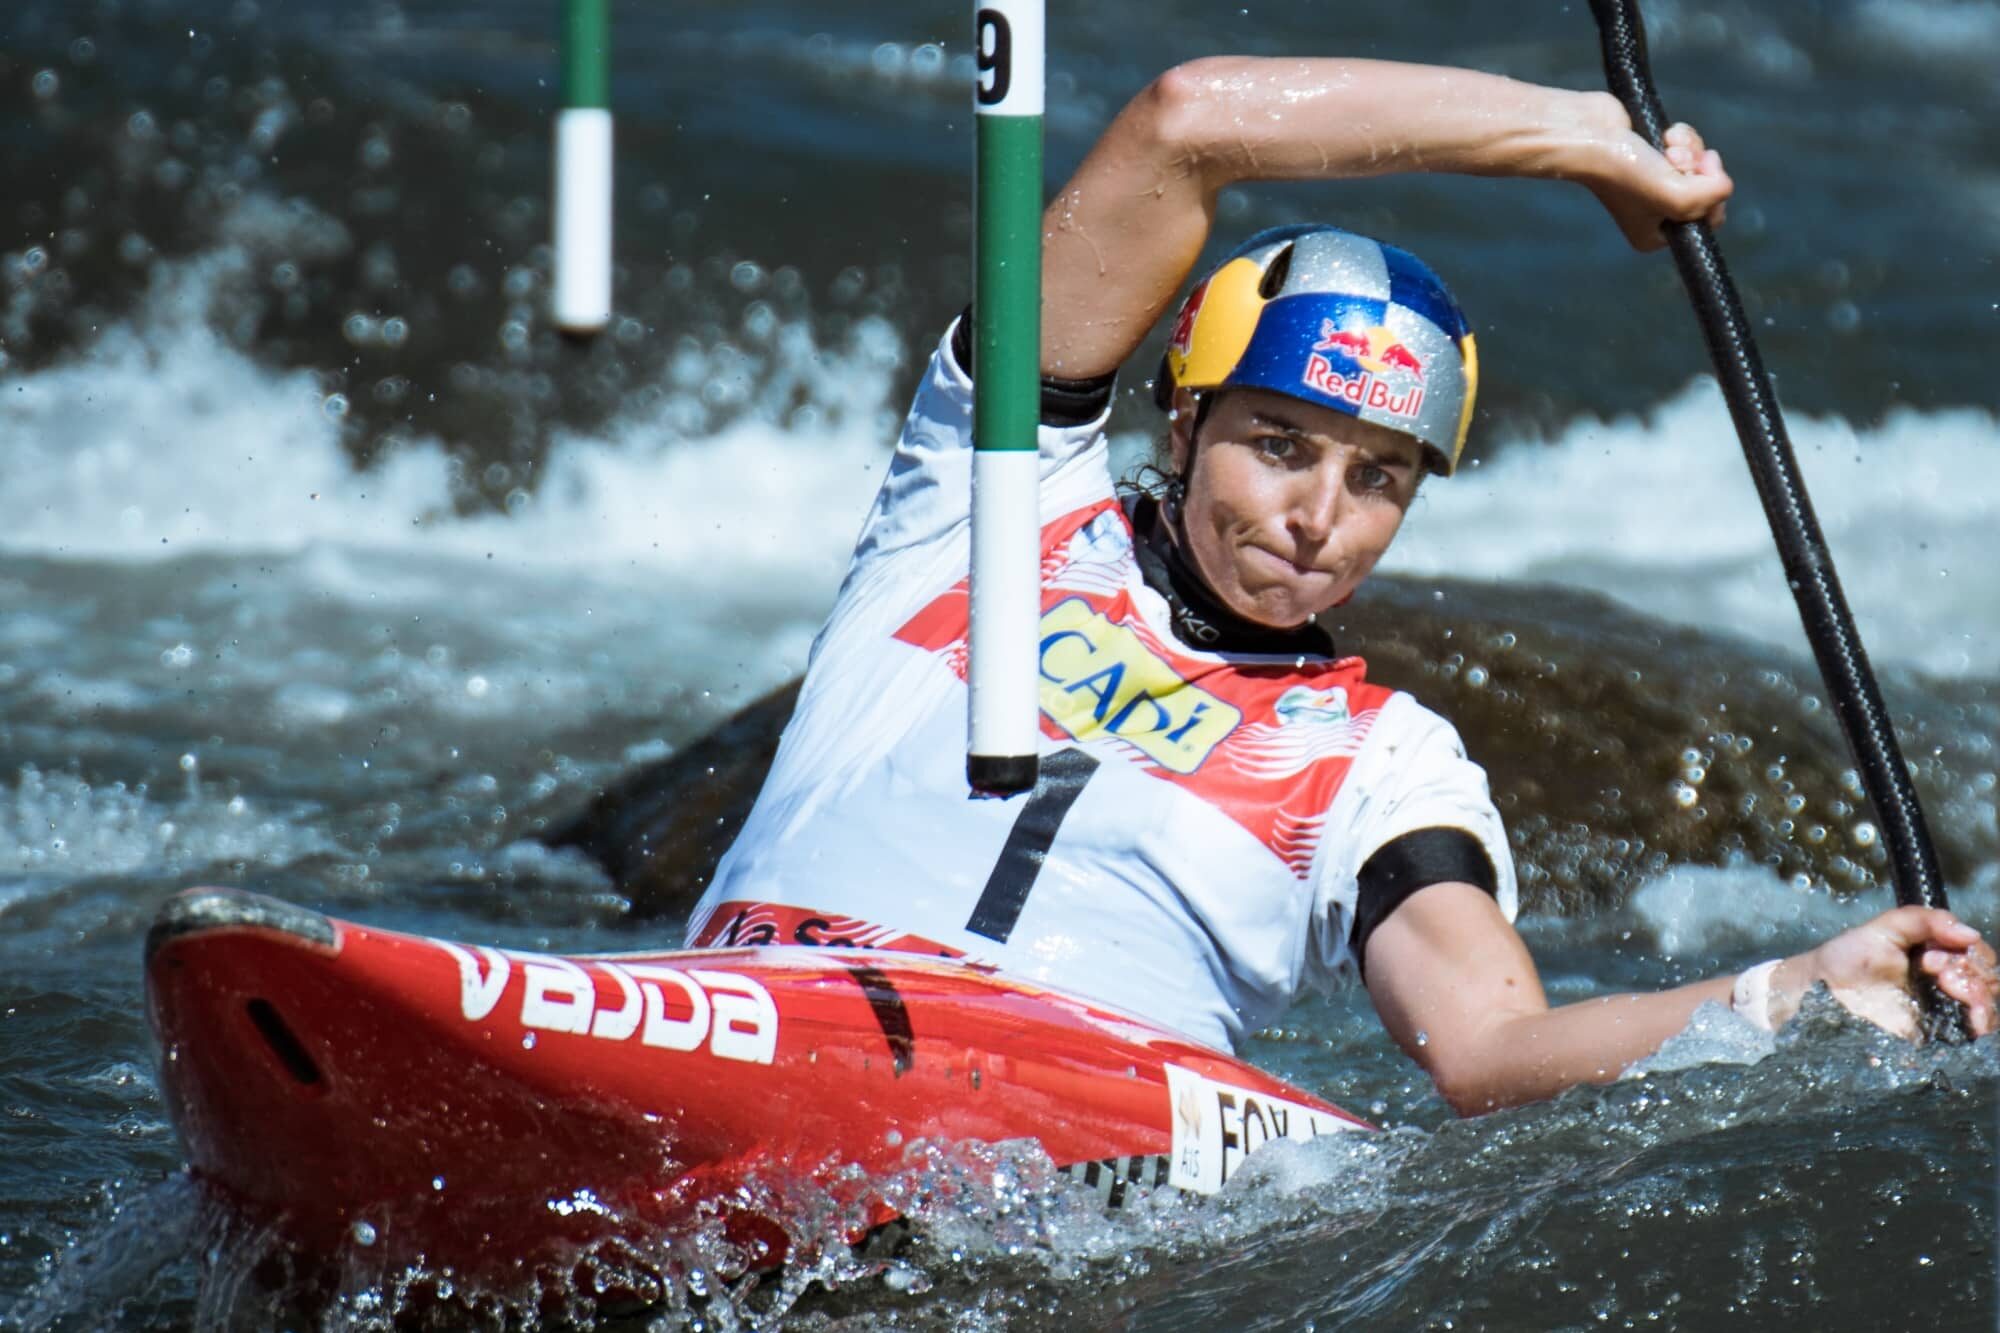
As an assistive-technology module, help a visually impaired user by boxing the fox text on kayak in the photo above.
[434,940,779,1065]
[1164,1064,1360,1195]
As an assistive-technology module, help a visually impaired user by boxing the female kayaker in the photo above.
[686,57,1997,1113]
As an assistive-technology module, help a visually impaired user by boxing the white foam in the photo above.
[2,277,894,573]
[0,766,331,882]
[1625,862,1880,959]
[1386,381,2000,678]
[0,216,900,656]
[1616,859,1999,958]
[0,256,457,561]
[1852,0,2000,64]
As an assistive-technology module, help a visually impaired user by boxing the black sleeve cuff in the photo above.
[1351,826,1499,977]
[950,307,1116,428]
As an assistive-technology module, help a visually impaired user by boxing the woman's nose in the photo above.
[1288,463,1345,546]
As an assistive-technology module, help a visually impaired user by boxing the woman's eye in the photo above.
[1254,435,1296,461]
[1354,463,1390,490]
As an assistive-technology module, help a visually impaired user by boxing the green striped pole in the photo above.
[966,1,1045,796]
[553,0,612,335]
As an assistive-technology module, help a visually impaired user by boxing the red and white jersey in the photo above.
[687,324,1517,1051]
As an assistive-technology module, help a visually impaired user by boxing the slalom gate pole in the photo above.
[553,0,612,335]
[966,1,1045,796]
[1588,0,1967,1040]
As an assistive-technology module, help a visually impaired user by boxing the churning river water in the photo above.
[2,0,1998,1327]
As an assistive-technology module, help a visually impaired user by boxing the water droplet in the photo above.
[1414,1030,1429,1047]
[350,1220,376,1246]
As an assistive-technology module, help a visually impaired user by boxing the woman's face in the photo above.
[1169,387,1425,629]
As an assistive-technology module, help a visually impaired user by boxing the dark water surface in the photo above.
[2,0,1997,1327]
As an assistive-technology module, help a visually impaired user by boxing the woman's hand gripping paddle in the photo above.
[1586,0,1969,1040]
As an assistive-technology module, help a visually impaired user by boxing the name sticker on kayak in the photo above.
[1038,597,1240,773]
[434,941,779,1065]
[1163,1064,1358,1194]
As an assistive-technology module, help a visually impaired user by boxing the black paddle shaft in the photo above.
[1588,0,1967,1040]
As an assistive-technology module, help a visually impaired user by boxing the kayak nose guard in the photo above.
[144,887,337,963]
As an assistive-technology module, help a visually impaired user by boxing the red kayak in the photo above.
[146,887,1368,1276]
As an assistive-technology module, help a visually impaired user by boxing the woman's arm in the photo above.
[1038,57,1733,379]
[1364,883,2000,1116]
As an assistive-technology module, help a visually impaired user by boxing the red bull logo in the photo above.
[1169,280,1210,357]
[1303,320,1425,419]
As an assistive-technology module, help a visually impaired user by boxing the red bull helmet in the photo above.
[1154,224,1479,475]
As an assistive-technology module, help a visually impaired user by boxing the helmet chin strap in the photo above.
[1162,390,1218,533]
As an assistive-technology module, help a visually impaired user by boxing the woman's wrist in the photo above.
[1528,88,1636,185]
[1731,958,1783,1030]
[1734,954,1815,1031]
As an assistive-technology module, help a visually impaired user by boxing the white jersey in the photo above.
[687,324,1517,1051]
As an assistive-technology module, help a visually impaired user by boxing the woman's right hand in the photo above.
[1568,92,1733,250]
[1766,906,1999,1039]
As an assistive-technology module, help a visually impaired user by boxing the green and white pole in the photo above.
[552,0,612,335]
[967,1,1045,795]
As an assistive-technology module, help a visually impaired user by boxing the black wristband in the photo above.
[949,308,1116,427]
[1351,826,1499,977]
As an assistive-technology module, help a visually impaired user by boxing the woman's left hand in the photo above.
[1773,907,2000,1039]
[1574,96,1733,251]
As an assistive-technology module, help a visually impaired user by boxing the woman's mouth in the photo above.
[1246,544,1323,579]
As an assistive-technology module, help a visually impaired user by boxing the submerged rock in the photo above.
[540,679,799,920]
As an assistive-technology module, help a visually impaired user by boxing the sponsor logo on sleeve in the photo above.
[1037,597,1241,773]
[1275,684,1351,727]
[1163,1064,1359,1194]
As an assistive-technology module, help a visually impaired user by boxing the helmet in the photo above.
[1154,224,1478,475]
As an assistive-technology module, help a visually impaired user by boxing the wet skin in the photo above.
[1167,386,1426,630]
